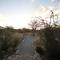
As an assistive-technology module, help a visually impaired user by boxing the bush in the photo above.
[34,26,60,60]
[0,28,23,60]
[44,27,60,60]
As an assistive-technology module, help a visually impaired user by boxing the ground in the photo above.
[6,34,41,60]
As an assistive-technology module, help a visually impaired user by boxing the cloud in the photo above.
[54,0,60,2]
[32,0,35,2]
[51,0,55,2]
[32,5,50,18]
[0,13,3,16]
[32,2,60,19]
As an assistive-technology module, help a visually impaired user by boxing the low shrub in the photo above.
[0,28,23,60]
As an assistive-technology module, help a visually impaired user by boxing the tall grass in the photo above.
[0,27,23,60]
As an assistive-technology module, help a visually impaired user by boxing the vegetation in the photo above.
[32,11,60,60]
[0,10,59,60]
[0,27,23,60]
[44,27,60,60]
[34,26,60,60]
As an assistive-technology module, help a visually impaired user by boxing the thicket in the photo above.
[0,27,23,60]
[36,26,60,60]
[44,27,60,60]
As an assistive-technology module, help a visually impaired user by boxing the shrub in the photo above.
[44,27,60,60]
[0,28,23,60]
[34,26,60,60]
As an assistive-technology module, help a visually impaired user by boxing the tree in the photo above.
[29,20,39,35]
[29,20,39,30]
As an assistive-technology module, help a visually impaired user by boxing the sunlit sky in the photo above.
[0,0,60,28]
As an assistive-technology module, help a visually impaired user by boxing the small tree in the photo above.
[29,20,39,35]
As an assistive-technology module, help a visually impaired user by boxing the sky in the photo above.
[0,0,60,29]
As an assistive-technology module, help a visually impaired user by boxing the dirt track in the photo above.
[7,35,41,60]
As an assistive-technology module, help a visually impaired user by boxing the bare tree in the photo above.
[29,20,39,30]
[35,16,50,28]
[29,10,59,31]
[28,19,39,36]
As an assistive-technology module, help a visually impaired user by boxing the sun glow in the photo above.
[0,13,32,29]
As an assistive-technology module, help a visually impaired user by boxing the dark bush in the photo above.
[0,28,23,60]
[36,47,45,56]
[44,27,60,60]
[35,26,60,60]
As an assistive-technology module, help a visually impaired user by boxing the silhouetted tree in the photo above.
[29,20,39,35]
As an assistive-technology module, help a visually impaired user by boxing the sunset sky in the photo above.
[0,0,60,28]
